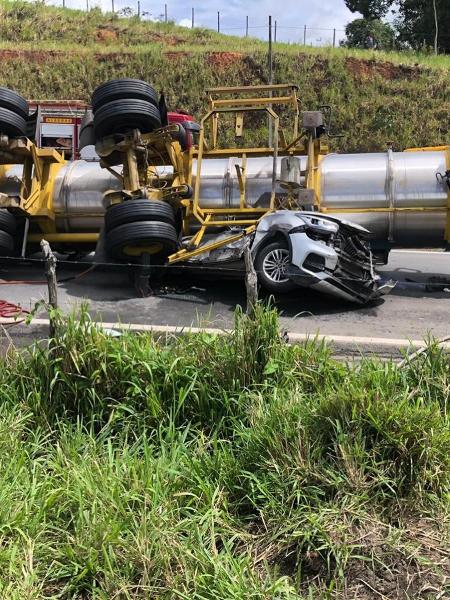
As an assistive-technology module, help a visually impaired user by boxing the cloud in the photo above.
[178,18,192,28]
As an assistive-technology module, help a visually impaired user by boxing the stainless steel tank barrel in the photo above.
[0,149,448,246]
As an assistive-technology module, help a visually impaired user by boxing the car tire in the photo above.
[0,107,27,138]
[92,79,159,113]
[0,87,29,119]
[106,221,178,260]
[93,99,161,139]
[255,240,296,293]
[0,209,16,235]
[105,199,175,232]
[0,229,14,256]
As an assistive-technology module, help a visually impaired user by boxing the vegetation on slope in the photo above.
[0,1,448,152]
[0,305,449,598]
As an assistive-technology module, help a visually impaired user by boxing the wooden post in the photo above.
[268,15,273,148]
[244,240,258,316]
[40,240,58,339]
[246,15,248,37]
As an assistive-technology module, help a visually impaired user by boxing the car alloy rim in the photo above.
[262,248,290,283]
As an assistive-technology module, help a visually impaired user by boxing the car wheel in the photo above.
[0,209,16,235]
[106,221,178,261]
[0,229,14,256]
[92,79,159,112]
[105,199,175,232]
[0,107,27,138]
[255,240,296,293]
[0,87,29,119]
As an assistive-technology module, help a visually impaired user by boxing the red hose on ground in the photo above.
[0,300,29,319]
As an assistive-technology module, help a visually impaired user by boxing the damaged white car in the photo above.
[184,210,395,304]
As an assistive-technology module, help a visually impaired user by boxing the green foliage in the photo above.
[344,0,394,19]
[344,18,397,50]
[0,306,448,597]
[396,0,450,53]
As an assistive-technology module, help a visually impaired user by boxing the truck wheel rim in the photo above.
[262,248,290,283]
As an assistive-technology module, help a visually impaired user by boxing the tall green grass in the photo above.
[0,305,448,598]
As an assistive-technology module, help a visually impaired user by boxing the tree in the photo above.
[344,0,394,19]
[344,18,396,50]
[395,0,449,53]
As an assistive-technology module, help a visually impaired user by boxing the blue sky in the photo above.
[66,0,361,44]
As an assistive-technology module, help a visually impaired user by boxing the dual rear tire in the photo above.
[0,209,16,256]
[105,200,178,261]
[92,79,162,139]
[0,88,29,138]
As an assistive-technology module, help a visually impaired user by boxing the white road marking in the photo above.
[1,317,449,350]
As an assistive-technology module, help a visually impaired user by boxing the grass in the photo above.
[0,304,448,598]
[0,1,448,151]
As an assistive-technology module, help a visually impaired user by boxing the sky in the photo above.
[67,0,361,45]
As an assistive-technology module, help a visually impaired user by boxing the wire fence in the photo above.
[12,0,348,47]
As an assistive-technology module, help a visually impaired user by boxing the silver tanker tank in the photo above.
[1,149,448,247]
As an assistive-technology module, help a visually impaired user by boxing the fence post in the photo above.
[246,15,248,37]
[165,3,168,22]
[191,7,194,28]
[244,240,258,317]
[268,15,273,148]
[333,28,336,47]
[303,24,307,45]
[40,240,58,340]
[217,11,220,33]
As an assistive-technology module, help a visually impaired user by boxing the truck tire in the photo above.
[255,240,296,293]
[0,209,16,235]
[0,88,29,119]
[93,99,161,139]
[105,199,175,232]
[92,79,159,112]
[0,107,27,138]
[0,230,14,256]
[106,221,178,260]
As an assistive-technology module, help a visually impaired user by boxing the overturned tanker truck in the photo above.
[0,80,448,303]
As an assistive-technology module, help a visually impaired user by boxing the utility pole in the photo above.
[165,3,168,22]
[274,20,277,43]
[217,11,220,33]
[303,24,307,46]
[246,15,248,37]
[191,7,194,28]
[111,0,114,12]
[268,15,273,148]
[333,28,336,48]
[137,0,140,18]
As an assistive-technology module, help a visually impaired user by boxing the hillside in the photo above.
[0,1,449,153]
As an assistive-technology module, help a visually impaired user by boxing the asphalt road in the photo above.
[1,250,449,353]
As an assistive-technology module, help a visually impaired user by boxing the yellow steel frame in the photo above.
[167,84,315,264]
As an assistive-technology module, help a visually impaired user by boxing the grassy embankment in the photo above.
[0,305,448,598]
[0,1,448,152]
